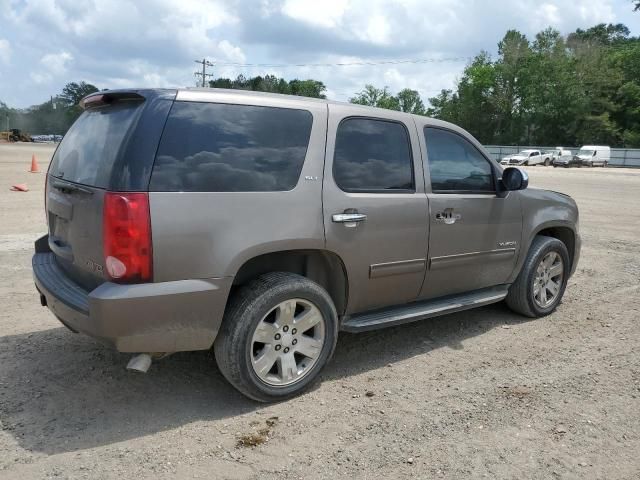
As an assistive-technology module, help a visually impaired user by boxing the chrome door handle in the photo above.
[332,213,367,227]
[434,209,461,225]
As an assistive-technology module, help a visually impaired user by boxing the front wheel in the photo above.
[506,236,570,318]
[214,272,338,402]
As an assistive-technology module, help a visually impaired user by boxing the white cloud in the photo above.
[217,40,246,63]
[0,39,10,65]
[282,0,349,28]
[30,50,73,84]
[41,51,73,76]
[0,0,639,108]
[362,14,391,45]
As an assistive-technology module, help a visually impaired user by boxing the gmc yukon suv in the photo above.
[33,88,580,402]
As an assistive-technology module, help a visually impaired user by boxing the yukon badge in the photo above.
[498,241,517,248]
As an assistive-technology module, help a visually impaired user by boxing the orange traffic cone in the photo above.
[29,154,40,173]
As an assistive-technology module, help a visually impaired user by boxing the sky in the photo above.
[0,0,639,108]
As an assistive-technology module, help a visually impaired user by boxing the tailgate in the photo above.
[47,180,106,290]
[46,94,147,290]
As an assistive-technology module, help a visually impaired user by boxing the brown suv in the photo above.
[33,88,580,402]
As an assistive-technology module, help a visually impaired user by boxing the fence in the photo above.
[484,146,640,168]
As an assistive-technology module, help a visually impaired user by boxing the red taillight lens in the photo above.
[103,192,152,283]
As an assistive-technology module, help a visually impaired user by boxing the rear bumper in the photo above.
[33,251,232,353]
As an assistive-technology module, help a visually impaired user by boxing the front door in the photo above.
[323,105,429,314]
[418,126,522,299]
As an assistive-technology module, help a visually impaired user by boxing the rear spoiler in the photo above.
[80,91,145,110]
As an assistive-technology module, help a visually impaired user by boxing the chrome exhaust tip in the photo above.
[126,353,153,373]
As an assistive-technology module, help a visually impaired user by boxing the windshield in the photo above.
[49,103,142,188]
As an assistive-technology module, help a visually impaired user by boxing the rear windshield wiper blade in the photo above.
[51,180,94,195]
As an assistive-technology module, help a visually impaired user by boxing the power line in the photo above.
[213,57,471,68]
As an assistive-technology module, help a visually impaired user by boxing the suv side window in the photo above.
[424,127,494,193]
[150,102,313,192]
[333,118,414,192]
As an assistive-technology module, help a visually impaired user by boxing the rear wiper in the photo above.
[51,180,94,195]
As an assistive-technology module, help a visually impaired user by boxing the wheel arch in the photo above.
[534,224,576,268]
[231,249,349,315]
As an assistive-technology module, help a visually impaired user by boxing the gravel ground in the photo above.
[1,143,639,479]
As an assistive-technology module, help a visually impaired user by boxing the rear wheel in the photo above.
[506,236,570,318]
[214,272,338,402]
[589,161,594,167]
[544,158,551,166]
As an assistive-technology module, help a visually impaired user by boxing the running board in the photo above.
[340,285,509,333]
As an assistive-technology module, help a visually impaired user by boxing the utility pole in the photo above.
[194,58,214,87]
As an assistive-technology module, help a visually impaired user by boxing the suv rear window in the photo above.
[49,103,142,188]
[149,102,313,192]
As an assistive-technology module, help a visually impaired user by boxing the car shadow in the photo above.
[1,302,533,454]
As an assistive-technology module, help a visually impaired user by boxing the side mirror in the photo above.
[501,167,528,191]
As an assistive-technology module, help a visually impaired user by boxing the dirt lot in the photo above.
[1,143,639,479]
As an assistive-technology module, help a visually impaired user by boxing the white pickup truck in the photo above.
[501,149,551,167]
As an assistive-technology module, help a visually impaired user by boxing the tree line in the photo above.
[1,82,98,135]
[426,23,640,147]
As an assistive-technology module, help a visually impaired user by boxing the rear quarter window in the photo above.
[149,102,313,192]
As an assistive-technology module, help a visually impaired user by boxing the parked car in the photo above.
[32,88,581,402]
[552,149,582,168]
[576,145,610,167]
[546,147,572,164]
[500,149,551,166]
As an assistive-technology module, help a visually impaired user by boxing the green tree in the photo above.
[492,30,531,143]
[58,81,100,128]
[209,74,326,98]
[59,81,99,107]
[426,89,459,121]
[425,23,638,147]
[450,52,498,143]
[289,79,327,98]
[350,85,399,109]
[396,89,425,114]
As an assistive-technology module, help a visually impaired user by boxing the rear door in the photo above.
[46,91,172,289]
[323,105,429,314]
[418,125,522,299]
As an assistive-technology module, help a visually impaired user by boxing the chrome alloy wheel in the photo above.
[250,299,326,386]
[533,252,564,308]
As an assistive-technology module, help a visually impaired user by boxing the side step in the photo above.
[340,285,509,333]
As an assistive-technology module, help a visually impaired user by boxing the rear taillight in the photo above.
[103,192,152,283]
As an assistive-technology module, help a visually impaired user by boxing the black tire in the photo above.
[524,161,529,166]
[544,158,551,166]
[505,236,570,318]
[589,161,594,167]
[214,272,338,402]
